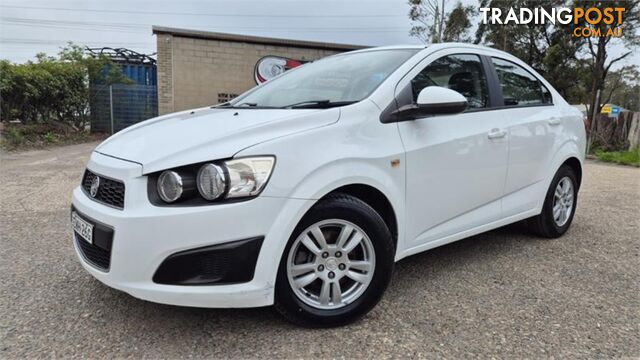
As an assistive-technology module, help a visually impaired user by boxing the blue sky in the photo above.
[0,0,637,68]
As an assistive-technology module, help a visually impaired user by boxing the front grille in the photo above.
[82,170,125,209]
[75,233,111,271]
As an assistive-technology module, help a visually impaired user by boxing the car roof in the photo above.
[350,43,515,59]
[424,42,515,57]
[345,45,425,54]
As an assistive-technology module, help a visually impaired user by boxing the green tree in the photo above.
[574,0,640,122]
[442,2,475,42]
[602,65,640,111]
[408,0,447,43]
[473,0,595,104]
[540,28,590,104]
[474,0,568,67]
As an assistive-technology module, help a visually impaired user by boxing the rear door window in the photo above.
[491,58,552,106]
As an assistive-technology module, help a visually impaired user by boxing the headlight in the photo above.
[197,164,226,200]
[157,171,183,203]
[225,157,275,198]
[151,156,275,205]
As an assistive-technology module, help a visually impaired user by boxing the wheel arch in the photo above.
[321,184,399,250]
[562,156,583,190]
[534,141,584,213]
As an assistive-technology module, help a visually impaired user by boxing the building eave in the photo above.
[152,26,368,51]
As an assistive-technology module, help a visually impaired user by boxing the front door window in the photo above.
[411,54,490,109]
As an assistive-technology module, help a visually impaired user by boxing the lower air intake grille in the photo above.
[75,233,111,271]
[153,237,264,285]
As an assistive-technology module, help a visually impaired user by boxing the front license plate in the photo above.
[72,211,93,244]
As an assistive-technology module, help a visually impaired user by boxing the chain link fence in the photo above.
[89,84,158,134]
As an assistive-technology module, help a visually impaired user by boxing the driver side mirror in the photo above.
[382,86,468,123]
[416,86,468,115]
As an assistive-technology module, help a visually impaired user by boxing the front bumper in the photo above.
[71,152,313,308]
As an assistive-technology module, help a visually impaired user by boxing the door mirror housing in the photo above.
[415,86,468,115]
[381,86,469,123]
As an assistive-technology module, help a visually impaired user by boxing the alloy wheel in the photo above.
[552,176,574,227]
[286,219,376,310]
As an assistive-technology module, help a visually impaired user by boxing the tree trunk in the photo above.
[587,38,607,132]
[440,0,445,42]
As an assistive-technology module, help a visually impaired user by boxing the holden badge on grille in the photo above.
[90,176,100,198]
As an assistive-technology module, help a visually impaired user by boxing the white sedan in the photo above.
[71,43,586,327]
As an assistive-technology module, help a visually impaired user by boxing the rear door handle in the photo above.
[487,128,507,139]
[548,117,561,126]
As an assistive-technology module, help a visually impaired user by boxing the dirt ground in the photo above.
[1,142,638,358]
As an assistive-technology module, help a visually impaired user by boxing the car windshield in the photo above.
[227,49,419,109]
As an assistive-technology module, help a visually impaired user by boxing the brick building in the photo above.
[153,26,365,115]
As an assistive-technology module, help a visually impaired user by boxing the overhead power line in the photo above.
[0,17,410,33]
[1,17,145,29]
[0,38,153,46]
[0,4,407,18]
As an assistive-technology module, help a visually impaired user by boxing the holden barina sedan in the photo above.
[71,43,585,327]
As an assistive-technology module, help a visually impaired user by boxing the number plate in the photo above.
[71,211,93,244]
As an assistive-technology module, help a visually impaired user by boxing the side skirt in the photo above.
[395,208,539,261]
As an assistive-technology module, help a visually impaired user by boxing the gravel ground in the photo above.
[1,142,638,358]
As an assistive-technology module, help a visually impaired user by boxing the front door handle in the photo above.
[487,128,507,139]
[548,117,561,126]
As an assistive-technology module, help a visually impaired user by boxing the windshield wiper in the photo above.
[213,102,255,108]
[215,102,278,109]
[281,100,357,109]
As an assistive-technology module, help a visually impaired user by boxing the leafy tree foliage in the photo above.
[442,3,476,42]
[603,65,640,111]
[474,0,577,70]
[408,0,447,43]
[409,0,476,43]
[0,43,131,130]
[573,0,640,121]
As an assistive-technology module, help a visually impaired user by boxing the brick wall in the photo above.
[155,32,347,115]
[156,34,175,115]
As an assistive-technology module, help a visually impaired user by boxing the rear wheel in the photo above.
[528,165,578,238]
[274,194,394,327]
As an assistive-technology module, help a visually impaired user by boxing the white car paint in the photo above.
[71,43,586,308]
[96,107,338,174]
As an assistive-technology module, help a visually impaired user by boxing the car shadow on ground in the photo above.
[86,221,538,331]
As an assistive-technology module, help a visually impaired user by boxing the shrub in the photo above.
[0,43,131,131]
[43,131,57,143]
[3,127,25,147]
[0,122,107,150]
[595,148,640,167]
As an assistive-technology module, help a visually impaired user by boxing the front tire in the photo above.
[528,165,578,238]
[274,194,394,327]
